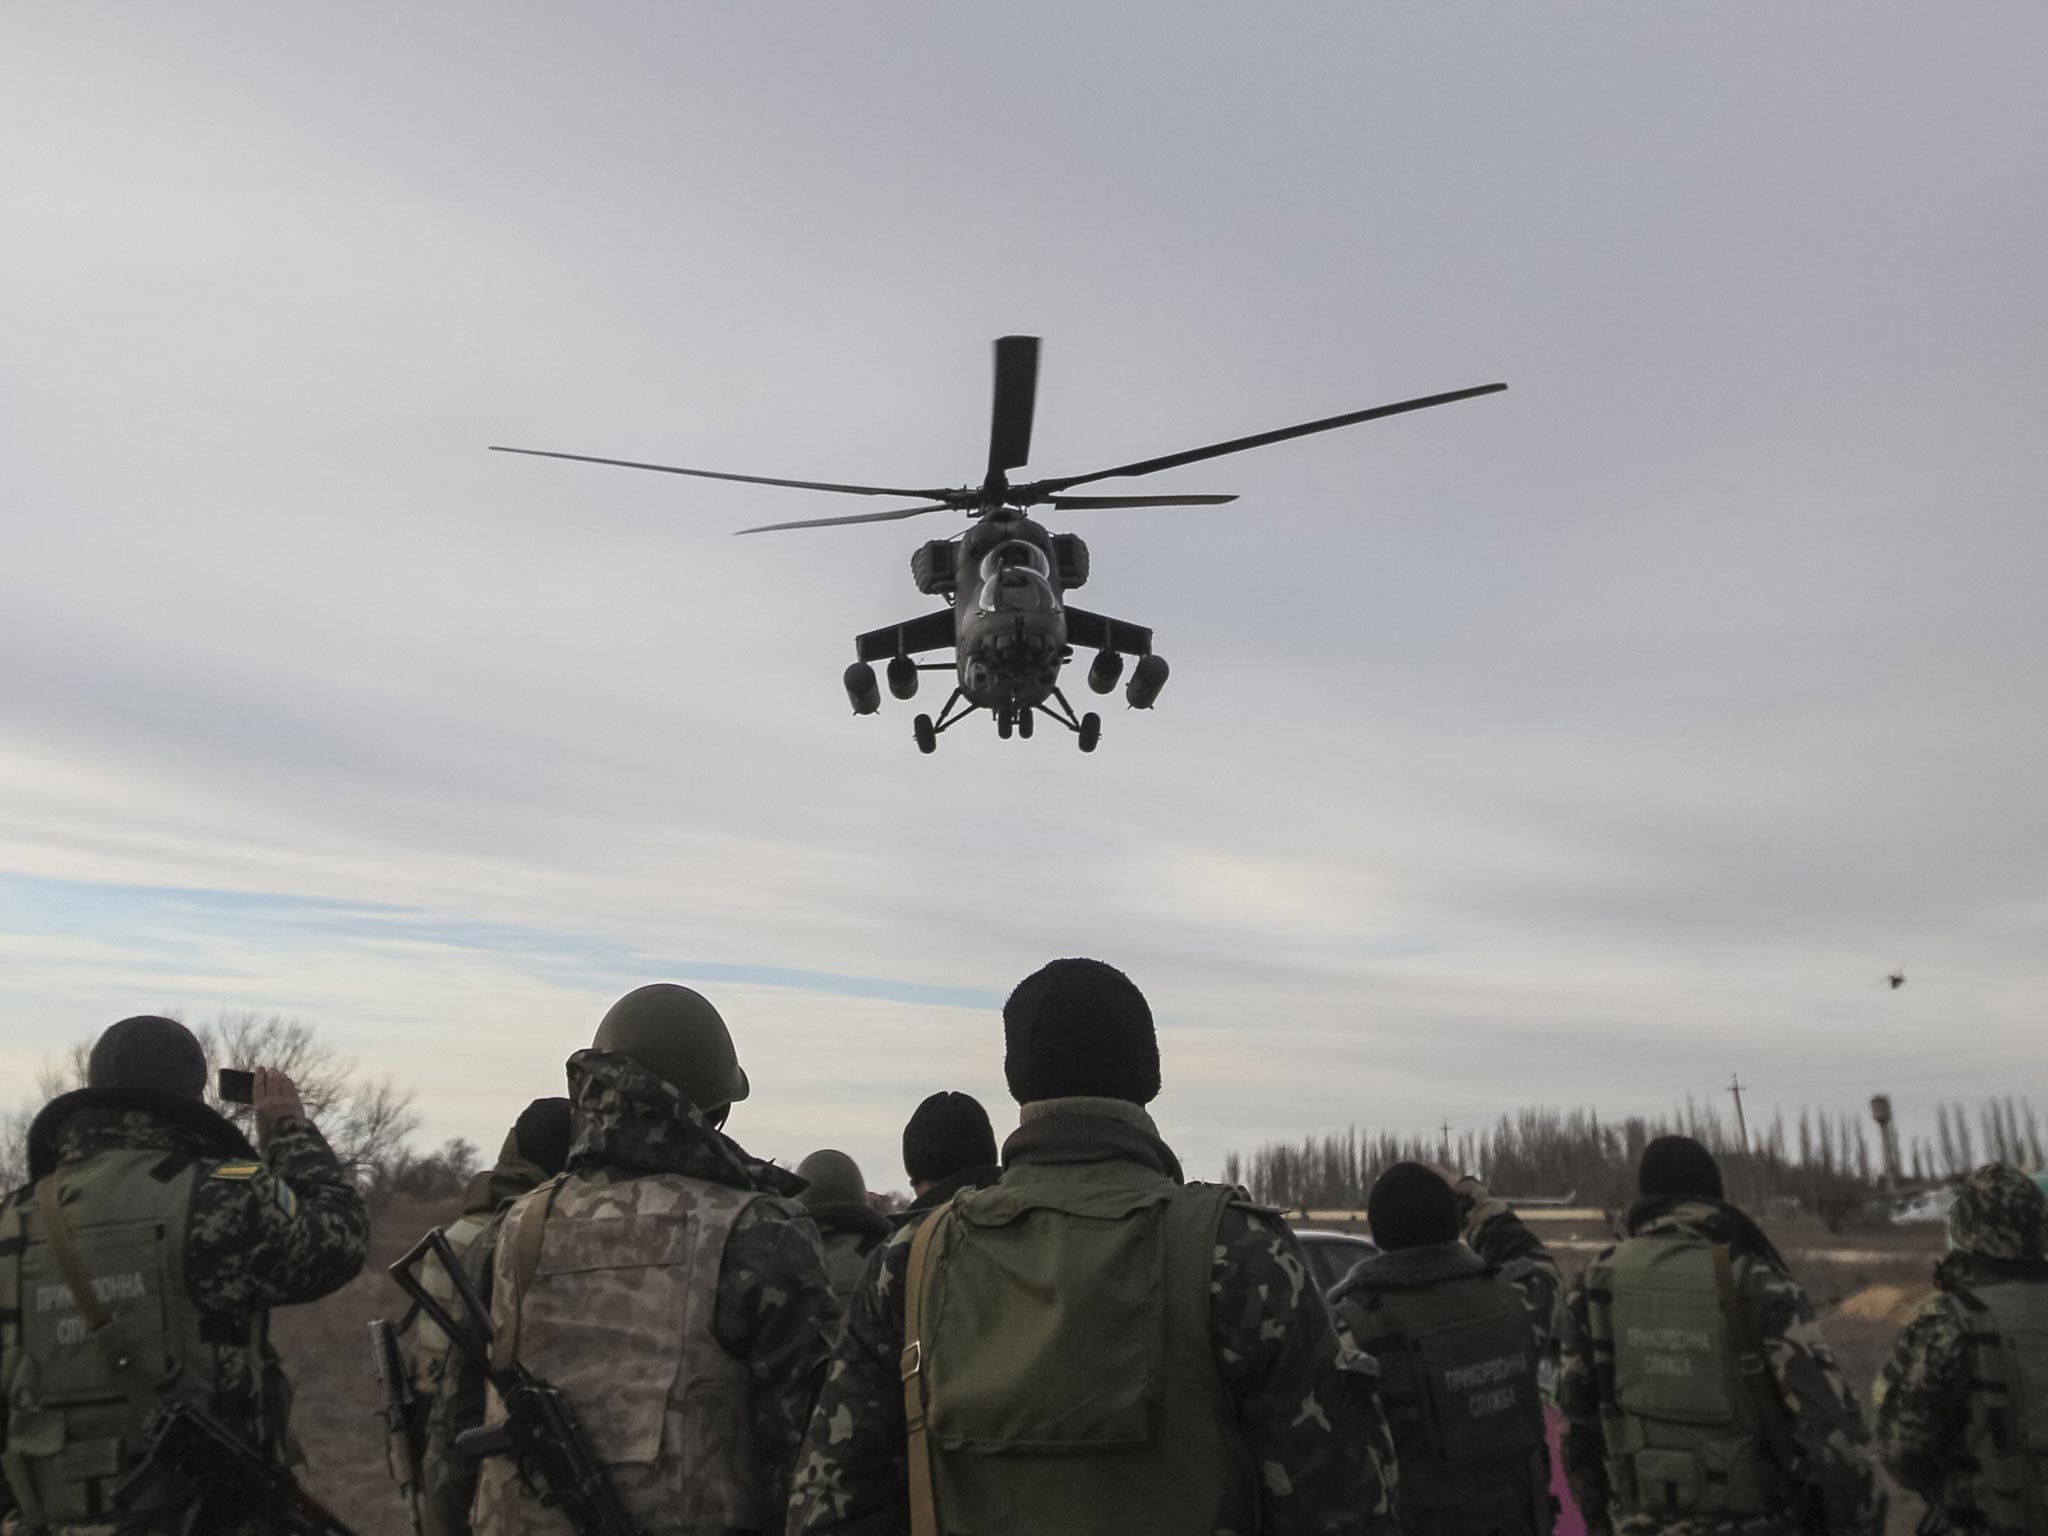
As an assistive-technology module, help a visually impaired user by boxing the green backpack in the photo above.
[1338,1268,1553,1536]
[0,1152,263,1527]
[1582,1235,1792,1523]
[1954,1274,2048,1533]
[905,1160,1257,1536]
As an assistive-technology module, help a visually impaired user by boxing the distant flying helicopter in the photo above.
[1886,967,1908,990]
[494,337,1504,753]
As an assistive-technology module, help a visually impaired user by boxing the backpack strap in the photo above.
[899,1198,955,1536]
[33,1174,163,1422]
[1711,1243,1800,1471]
[491,1174,565,1373]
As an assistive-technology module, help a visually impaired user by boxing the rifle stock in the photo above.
[369,1317,427,1535]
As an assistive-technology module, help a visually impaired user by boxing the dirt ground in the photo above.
[277,1201,1946,1535]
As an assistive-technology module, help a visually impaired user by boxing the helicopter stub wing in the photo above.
[1062,607,1153,657]
[855,609,956,663]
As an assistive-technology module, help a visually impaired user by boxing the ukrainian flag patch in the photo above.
[275,1182,299,1218]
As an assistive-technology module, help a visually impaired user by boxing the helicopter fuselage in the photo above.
[953,511,1067,709]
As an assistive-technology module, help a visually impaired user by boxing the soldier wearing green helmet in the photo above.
[795,1149,891,1309]
[468,984,837,1536]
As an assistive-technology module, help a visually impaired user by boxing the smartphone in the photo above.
[218,1067,255,1105]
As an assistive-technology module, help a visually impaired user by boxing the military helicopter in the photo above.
[1886,966,1908,991]
[493,338,1504,753]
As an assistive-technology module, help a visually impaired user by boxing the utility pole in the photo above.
[1440,1119,1452,1165]
[1729,1073,1753,1206]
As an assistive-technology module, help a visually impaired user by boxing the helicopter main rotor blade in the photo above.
[490,445,955,501]
[985,335,1041,483]
[1018,381,1507,497]
[734,503,955,536]
[1047,494,1240,509]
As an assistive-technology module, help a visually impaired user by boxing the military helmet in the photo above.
[796,1148,868,1211]
[592,984,749,1112]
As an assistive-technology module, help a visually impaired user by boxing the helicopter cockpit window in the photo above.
[978,541,1052,582]
[976,567,1060,615]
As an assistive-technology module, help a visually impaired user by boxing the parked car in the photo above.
[1294,1229,1379,1294]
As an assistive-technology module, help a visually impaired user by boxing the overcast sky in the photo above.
[4,5,2044,1190]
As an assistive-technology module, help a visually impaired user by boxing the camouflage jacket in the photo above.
[1872,1162,2048,1535]
[417,1152,552,1536]
[0,1088,369,1528]
[787,1097,1399,1536]
[470,1049,836,1532]
[806,1204,892,1313]
[1456,1176,1565,1355]
[1556,1199,1885,1536]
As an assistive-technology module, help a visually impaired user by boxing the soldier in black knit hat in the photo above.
[1556,1134,1886,1536]
[895,1091,1003,1228]
[1330,1161,1561,1536]
[792,958,1400,1535]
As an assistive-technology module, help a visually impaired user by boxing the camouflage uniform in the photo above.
[467,1049,837,1536]
[806,1206,893,1314]
[1556,1198,1885,1536]
[1873,1162,2048,1535]
[788,1097,1399,1536]
[415,1149,553,1536]
[0,1090,368,1534]
[1456,1176,1565,1351]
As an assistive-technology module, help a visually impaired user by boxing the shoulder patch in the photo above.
[211,1162,262,1181]
[274,1181,300,1219]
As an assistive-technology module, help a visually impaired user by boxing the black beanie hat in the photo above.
[1003,958,1159,1106]
[1639,1135,1725,1201]
[88,1016,207,1101]
[1367,1162,1462,1251]
[902,1092,999,1183]
[514,1097,574,1178]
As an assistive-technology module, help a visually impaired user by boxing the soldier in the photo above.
[1555,1135,1885,1536]
[411,1097,573,1536]
[0,1014,368,1532]
[1330,1161,1558,1535]
[789,957,1399,1536]
[796,1150,892,1311]
[470,983,838,1536]
[894,1091,1003,1230]
[1873,1161,2048,1535]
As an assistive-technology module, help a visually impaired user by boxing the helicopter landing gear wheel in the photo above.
[913,714,937,755]
[1078,713,1101,753]
[997,711,1013,740]
[1018,709,1034,739]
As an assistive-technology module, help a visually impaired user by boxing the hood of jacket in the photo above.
[1624,1194,1788,1273]
[1329,1239,1485,1306]
[1945,1161,2047,1264]
[907,1162,1004,1213]
[460,1135,554,1216]
[563,1048,803,1198]
[1001,1096,1182,1182]
[25,1086,255,1185]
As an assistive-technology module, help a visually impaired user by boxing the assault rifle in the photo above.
[368,1317,426,1536]
[389,1227,637,1536]
[112,1400,357,1536]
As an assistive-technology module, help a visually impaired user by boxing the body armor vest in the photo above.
[1583,1234,1785,1524]
[0,1150,263,1528]
[1952,1273,2048,1533]
[1337,1267,1552,1536]
[471,1171,763,1536]
[913,1161,1255,1536]
[410,1207,494,1400]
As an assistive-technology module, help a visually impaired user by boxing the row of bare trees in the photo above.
[0,1012,478,1207]
[1223,1095,2043,1228]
